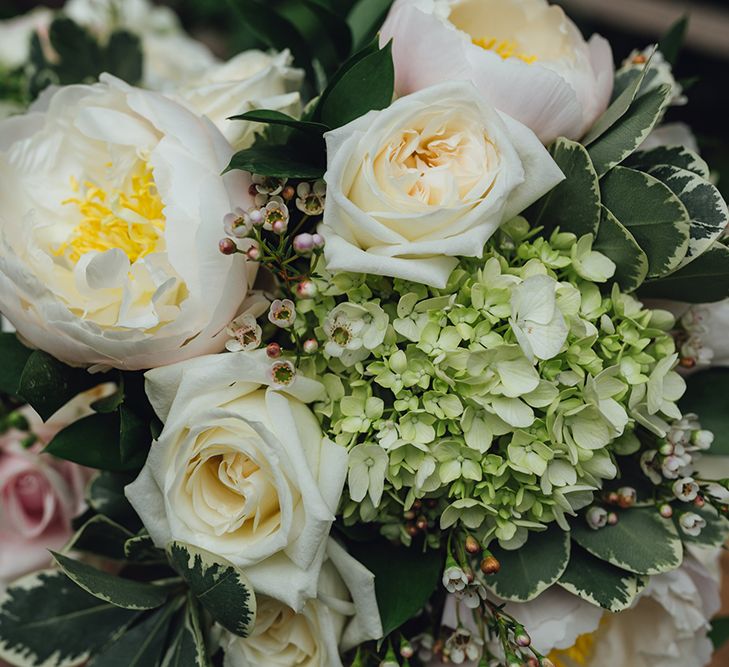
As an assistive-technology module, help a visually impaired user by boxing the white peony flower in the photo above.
[125,351,348,611]
[0,75,253,371]
[177,50,304,151]
[222,539,382,667]
[321,81,563,287]
[510,274,569,362]
[64,0,217,89]
[380,0,614,144]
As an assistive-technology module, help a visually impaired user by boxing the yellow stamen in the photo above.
[472,37,538,64]
[55,162,166,264]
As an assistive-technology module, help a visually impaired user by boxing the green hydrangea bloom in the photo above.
[299,229,682,548]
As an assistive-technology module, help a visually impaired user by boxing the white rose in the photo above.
[380,0,614,144]
[125,351,348,611]
[178,50,304,151]
[64,0,218,89]
[321,81,564,287]
[222,539,383,667]
[0,75,253,371]
[0,7,52,69]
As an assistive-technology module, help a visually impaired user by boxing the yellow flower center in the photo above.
[55,161,166,264]
[472,37,538,64]
[547,629,597,667]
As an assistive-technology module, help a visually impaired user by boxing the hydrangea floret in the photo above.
[294,228,684,547]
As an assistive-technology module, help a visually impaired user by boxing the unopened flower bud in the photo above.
[465,535,481,554]
[282,185,295,201]
[515,628,531,647]
[586,506,608,530]
[659,503,674,518]
[245,244,261,261]
[607,491,619,504]
[480,554,500,575]
[303,338,319,354]
[266,342,281,359]
[659,441,675,456]
[218,238,237,255]
[272,219,287,235]
[692,429,714,451]
[607,512,619,525]
[617,487,637,508]
[694,495,706,508]
[312,233,325,248]
[293,233,315,255]
[400,640,414,659]
[296,280,317,299]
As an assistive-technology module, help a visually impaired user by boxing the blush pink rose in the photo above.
[0,409,93,585]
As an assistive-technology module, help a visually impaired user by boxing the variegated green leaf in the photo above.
[125,532,167,563]
[639,242,729,303]
[52,552,169,610]
[601,166,690,277]
[595,205,649,291]
[486,525,570,602]
[0,570,140,667]
[589,84,673,177]
[532,137,601,236]
[583,49,656,145]
[162,596,212,667]
[643,164,729,267]
[624,145,711,180]
[167,542,256,638]
[571,507,683,575]
[558,544,646,612]
[89,601,182,667]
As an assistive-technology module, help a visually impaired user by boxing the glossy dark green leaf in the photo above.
[680,369,729,456]
[104,31,143,85]
[46,413,146,472]
[162,597,212,667]
[711,617,729,650]
[88,471,140,526]
[167,542,256,638]
[0,570,140,667]
[0,333,33,397]
[347,538,442,635]
[226,145,325,178]
[659,15,689,66]
[638,242,729,303]
[317,40,394,128]
[17,351,101,421]
[487,525,570,602]
[347,0,394,51]
[52,552,170,610]
[228,109,330,134]
[601,166,690,277]
[594,205,649,291]
[125,532,167,564]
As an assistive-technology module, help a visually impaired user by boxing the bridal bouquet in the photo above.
[1,0,729,666]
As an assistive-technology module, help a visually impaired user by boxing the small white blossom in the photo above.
[692,430,714,451]
[262,196,290,232]
[269,359,296,388]
[673,477,700,502]
[324,301,388,366]
[268,299,296,328]
[640,450,662,485]
[679,512,706,537]
[223,207,254,238]
[442,566,469,593]
[225,313,262,352]
[252,174,287,196]
[296,180,326,215]
[445,628,483,664]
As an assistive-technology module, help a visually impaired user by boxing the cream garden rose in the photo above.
[0,74,253,371]
[178,50,304,151]
[321,81,563,287]
[222,539,382,667]
[380,0,614,144]
[125,351,348,611]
